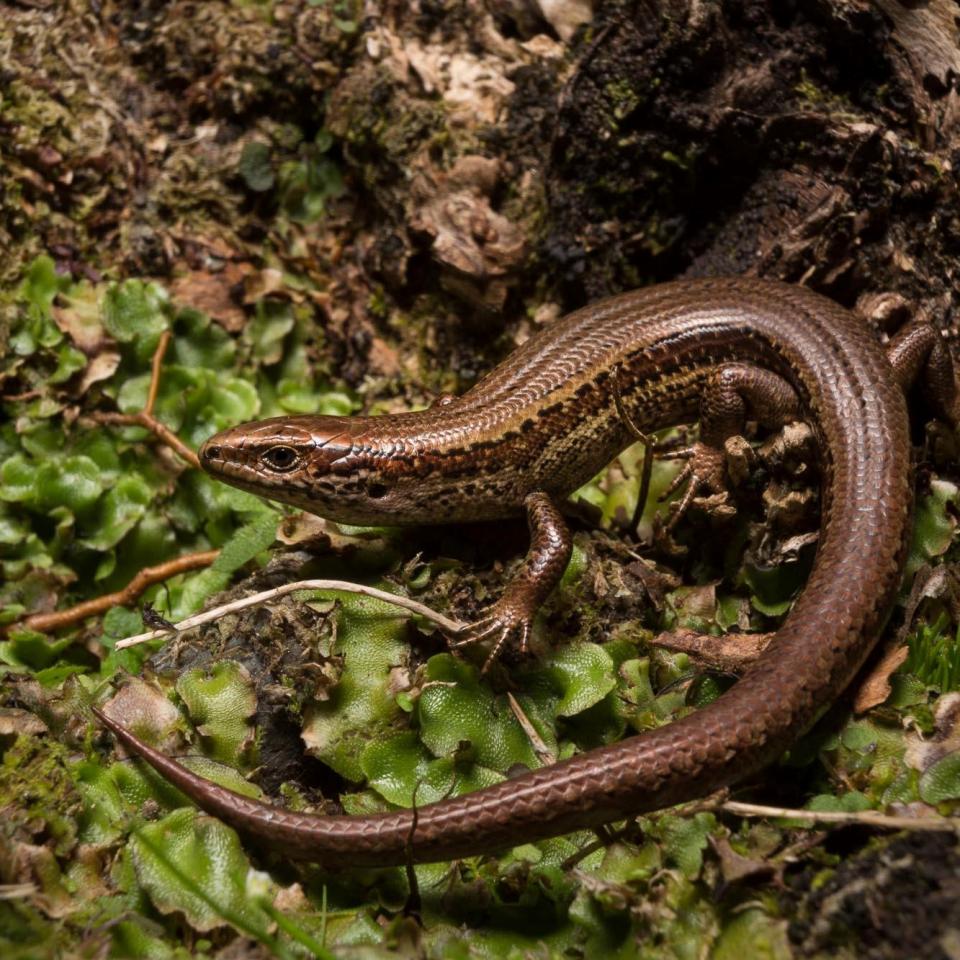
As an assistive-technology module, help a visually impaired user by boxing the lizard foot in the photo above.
[449,600,535,674]
[658,441,732,531]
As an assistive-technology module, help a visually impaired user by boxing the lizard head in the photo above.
[199,416,393,523]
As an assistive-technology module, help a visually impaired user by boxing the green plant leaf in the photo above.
[39,455,104,514]
[919,751,960,804]
[0,629,74,669]
[172,309,237,370]
[712,908,791,960]
[535,642,617,718]
[81,474,153,550]
[129,809,279,941]
[417,655,541,772]
[210,512,277,574]
[11,256,68,356]
[173,512,277,618]
[908,480,958,577]
[301,591,411,782]
[806,790,872,812]
[102,279,170,347]
[101,607,145,644]
[74,759,126,845]
[0,454,36,504]
[239,141,275,192]
[248,301,295,365]
[648,812,714,878]
[2,454,105,515]
[176,661,258,766]
[277,142,344,225]
[359,730,503,807]
[49,343,87,384]
[903,616,960,692]
[22,255,66,314]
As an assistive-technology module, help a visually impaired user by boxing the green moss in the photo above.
[604,78,644,122]
[0,735,79,857]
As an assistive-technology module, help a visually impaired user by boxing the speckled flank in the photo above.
[98,277,959,865]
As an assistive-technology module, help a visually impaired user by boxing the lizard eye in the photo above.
[262,445,298,471]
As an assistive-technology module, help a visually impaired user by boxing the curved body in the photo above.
[98,277,933,865]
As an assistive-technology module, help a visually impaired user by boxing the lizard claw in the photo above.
[658,441,729,531]
[449,603,534,673]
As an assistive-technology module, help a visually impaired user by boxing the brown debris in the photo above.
[625,559,682,612]
[877,0,960,86]
[170,265,254,333]
[76,350,121,395]
[650,628,773,675]
[905,692,960,775]
[52,303,110,356]
[100,678,185,756]
[853,644,910,714]
[409,155,527,310]
[710,835,777,886]
[0,708,48,738]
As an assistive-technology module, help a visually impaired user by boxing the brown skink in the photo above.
[94,277,960,866]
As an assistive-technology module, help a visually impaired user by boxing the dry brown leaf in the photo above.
[408,155,526,311]
[625,560,682,611]
[673,584,718,620]
[242,267,287,304]
[170,264,253,332]
[0,708,48,737]
[102,678,184,755]
[537,0,594,41]
[277,512,331,547]
[650,628,773,674]
[77,349,120,395]
[854,644,910,714]
[52,302,108,355]
[11,844,75,919]
[709,835,776,885]
[367,336,403,378]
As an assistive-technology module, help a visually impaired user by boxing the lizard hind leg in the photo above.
[886,319,960,428]
[659,363,803,532]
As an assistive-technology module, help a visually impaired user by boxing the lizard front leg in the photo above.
[451,492,572,671]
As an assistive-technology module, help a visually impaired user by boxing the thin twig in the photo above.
[85,327,199,468]
[114,578,466,649]
[0,883,39,900]
[146,330,171,416]
[718,800,960,832]
[86,411,200,468]
[611,363,656,535]
[560,824,635,870]
[560,795,960,871]
[18,550,219,634]
[0,389,42,402]
[507,691,556,764]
